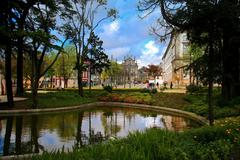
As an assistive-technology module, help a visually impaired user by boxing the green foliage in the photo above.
[103,85,113,93]
[101,61,123,83]
[141,88,157,94]
[215,116,240,126]
[183,94,240,119]
[88,32,110,74]
[141,88,151,93]
[50,45,76,79]
[151,88,157,94]
[32,125,240,160]
[186,84,201,94]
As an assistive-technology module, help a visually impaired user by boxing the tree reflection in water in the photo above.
[3,117,13,156]
[0,107,199,156]
[15,116,23,154]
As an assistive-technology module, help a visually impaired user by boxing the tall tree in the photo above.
[25,1,70,108]
[15,0,39,96]
[64,0,117,96]
[87,32,110,91]
[0,0,17,107]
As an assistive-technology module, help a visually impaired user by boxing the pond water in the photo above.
[0,106,201,156]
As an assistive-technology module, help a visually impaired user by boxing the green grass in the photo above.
[183,94,240,119]
[32,124,240,160]
[26,91,98,108]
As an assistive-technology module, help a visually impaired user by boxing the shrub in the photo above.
[186,84,201,94]
[141,88,150,93]
[141,88,157,94]
[103,85,113,93]
[151,88,157,94]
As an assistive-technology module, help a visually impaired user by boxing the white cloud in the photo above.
[107,47,130,59]
[102,20,120,35]
[137,40,161,67]
[142,41,159,55]
[109,21,120,32]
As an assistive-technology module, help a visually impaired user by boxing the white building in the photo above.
[162,32,190,86]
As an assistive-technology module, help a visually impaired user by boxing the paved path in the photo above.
[162,88,186,94]
[0,95,27,103]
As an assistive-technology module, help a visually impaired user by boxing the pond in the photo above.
[0,106,201,156]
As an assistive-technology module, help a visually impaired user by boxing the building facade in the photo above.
[122,56,138,83]
[162,33,190,86]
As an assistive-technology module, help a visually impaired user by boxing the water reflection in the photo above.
[0,107,200,156]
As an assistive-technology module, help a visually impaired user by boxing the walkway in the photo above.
[0,95,27,104]
[162,87,186,94]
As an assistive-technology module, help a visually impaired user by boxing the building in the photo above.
[38,70,89,89]
[122,56,138,83]
[162,32,190,86]
[138,67,148,83]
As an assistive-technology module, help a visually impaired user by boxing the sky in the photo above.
[94,0,168,68]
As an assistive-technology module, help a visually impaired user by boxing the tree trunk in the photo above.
[31,52,39,109]
[76,112,84,147]
[64,78,68,88]
[78,67,83,97]
[31,116,39,153]
[89,68,92,93]
[31,77,39,109]
[16,36,24,96]
[3,117,13,156]
[208,29,214,126]
[16,116,23,154]
[5,43,14,108]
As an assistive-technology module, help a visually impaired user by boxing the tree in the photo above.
[87,32,110,91]
[15,0,40,96]
[139,0,240,99]
[0,0,18,107]
[101,61,123,86]
[146,64,162,78]
[51,45,76,88]
[0,0,71,108]
[25,1,70,108]
[138,0,240,125]
[64,0,117,96]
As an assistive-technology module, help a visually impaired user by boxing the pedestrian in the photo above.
[156,82,159,88]
[170,82,173,89]
[147,82,149,89]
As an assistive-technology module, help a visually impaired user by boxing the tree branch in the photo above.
[39,37,68,78]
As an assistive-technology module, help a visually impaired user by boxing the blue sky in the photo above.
[94,0,168,67]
